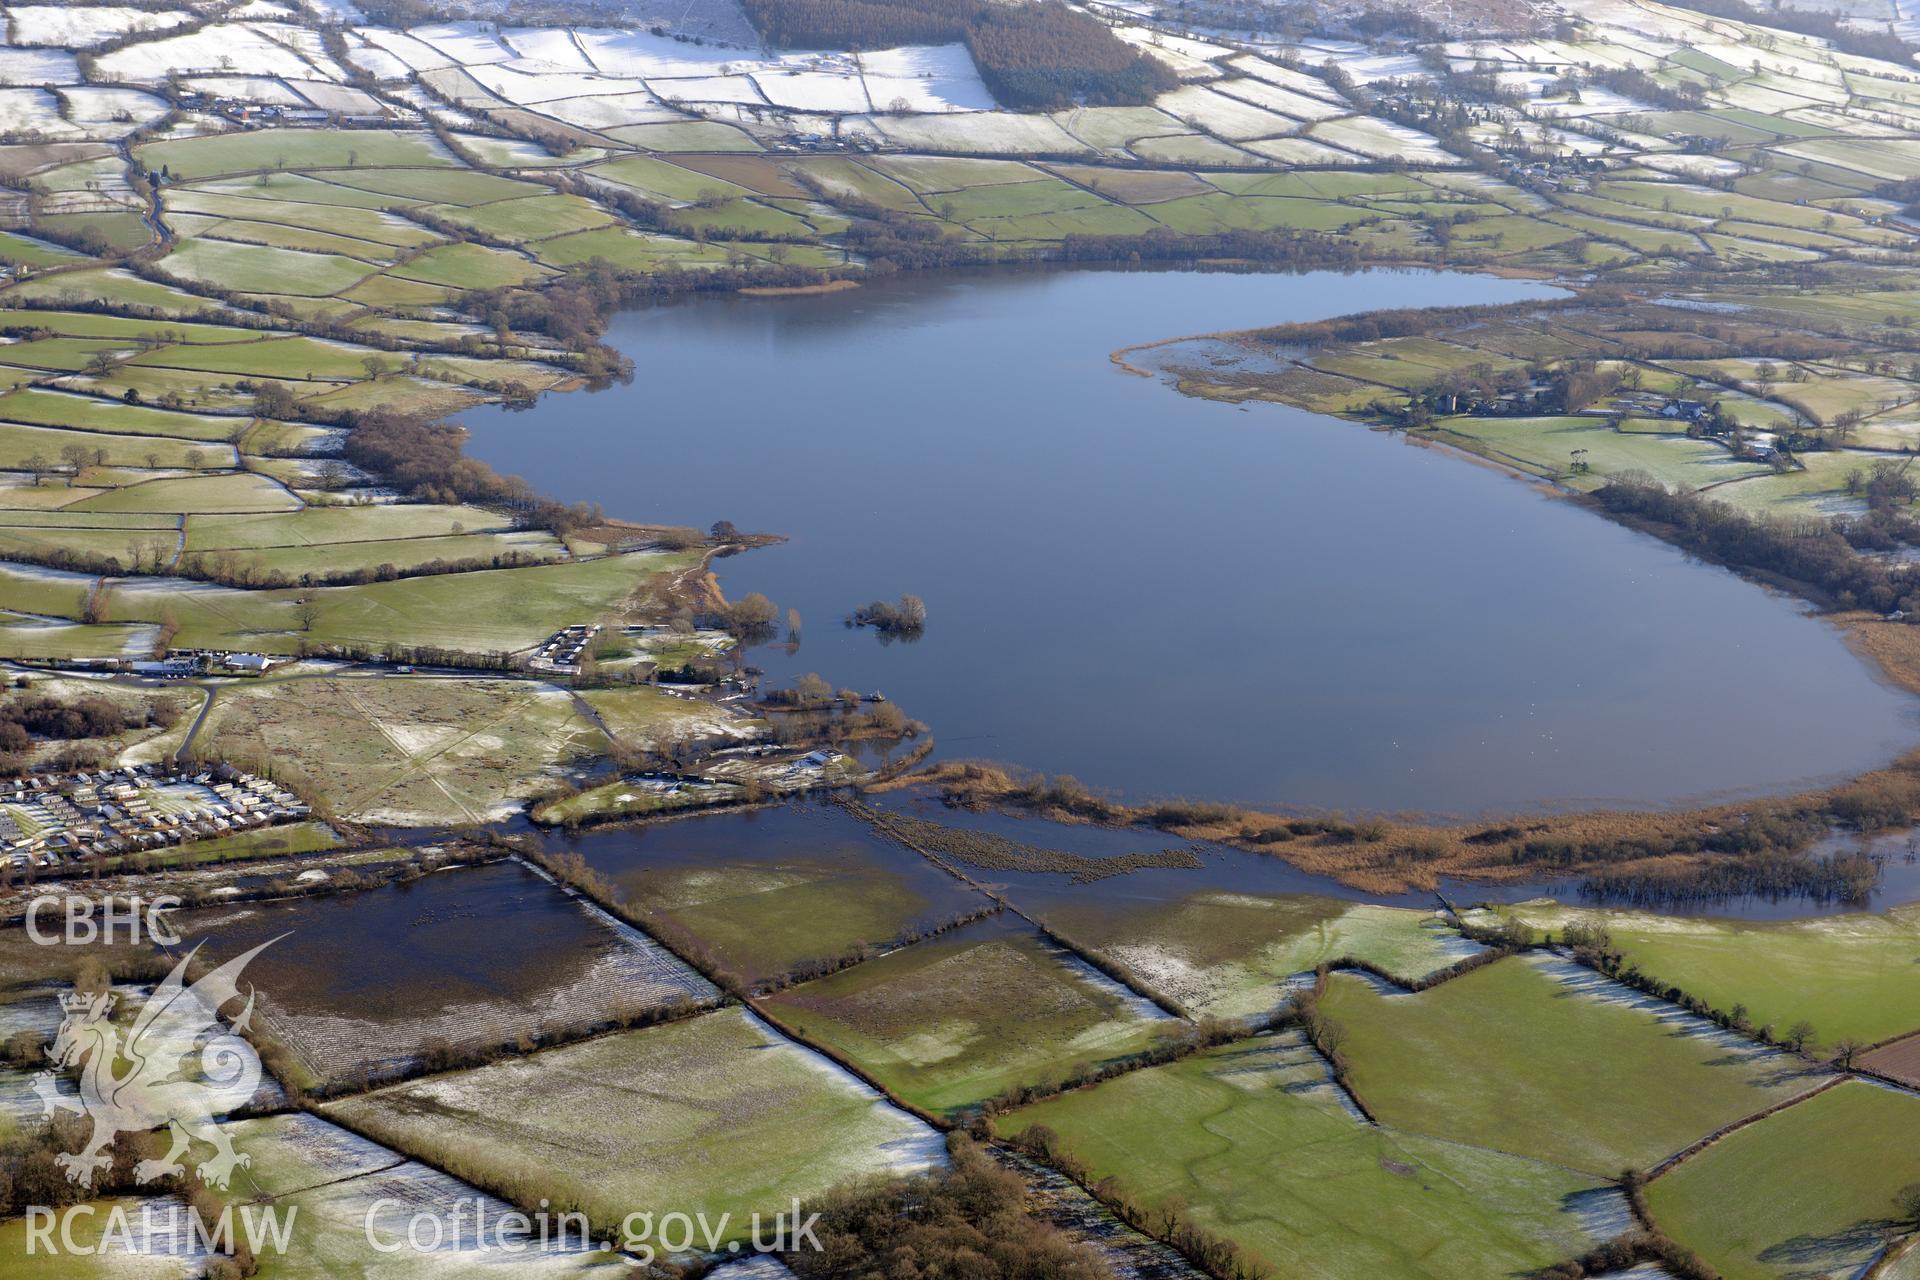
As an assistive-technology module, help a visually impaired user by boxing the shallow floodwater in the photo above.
[459,268,1920,816]
[528,799,1920,923]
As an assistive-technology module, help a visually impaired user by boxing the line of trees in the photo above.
[1593,473,1920,615]
[341,410,611,537]
[788,1134,1119,1280]
[1577,850,1881,909]
[1587,65,1707,113]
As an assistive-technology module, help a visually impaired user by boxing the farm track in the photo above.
[173,682,216,760]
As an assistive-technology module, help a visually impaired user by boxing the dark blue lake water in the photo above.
[460,267,1920,817]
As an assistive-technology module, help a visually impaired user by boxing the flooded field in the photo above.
[549,803,994,983]
[166,859,717,1086]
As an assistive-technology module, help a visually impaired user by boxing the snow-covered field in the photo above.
[1115,26,1227,81]
[1311,114,1466,163]
[501,26,597,72]
[756,67,871,114]
[94,22,334,83]
[412,21,517,68]
[650,73,767,107]
[357,26,455,73]
[0,85,69,135]
[0,0,1490,173]
[0,44,75,84]
[1158,84,1300,140]
[185,75,308,106]
[7,5,190,49]
[466,62,634,105]
[291,79,384,114]
[861,110,1092,154]
[537,93,685,130]
[339,30,410,80]
[57,85,170,131]
[1241,135,1372,165]
[1213,76,1348,122]
[859,44,995,113]
[577,28,753,79]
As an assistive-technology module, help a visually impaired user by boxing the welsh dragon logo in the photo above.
[32,939,279,1191]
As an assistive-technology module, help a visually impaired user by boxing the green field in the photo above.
[1321,955,1831,1175]
[323,1007,937,1240]
[591,154,755,202]
[0,229,82,268]
[669,198,815,239]
[531,227,734,271]
[137,129,455,180]
[105,821,342,870]
[158,238,376,297]
[1648,1081,1920,1280]
[1501,901,1920,1050]
[189,530,563,580]
[761,916,1175,1113]
[0,548,698,654]
[388,241,554,289]
[193,220,403,263]
[164,192,440,248]
[35,212,151,253]
[424,194,614,244]
[0,1197,203,1279]
[183,503,507,550]
[997,1030,1619,1280]
[1,337,140,374]
[534,776,749,823]
[1037,892,1479,1018]
[129,335,401,381]
[611,121,762,152]
[70,473,299,514]
[3,268,227,316]
[321,167,545,205]
[193,170,437,208]
[0,524,173,564]
[1146,192,1382,235]
[0,311,260,346]
[1434,416,1771,491]
[0,420,226,471]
